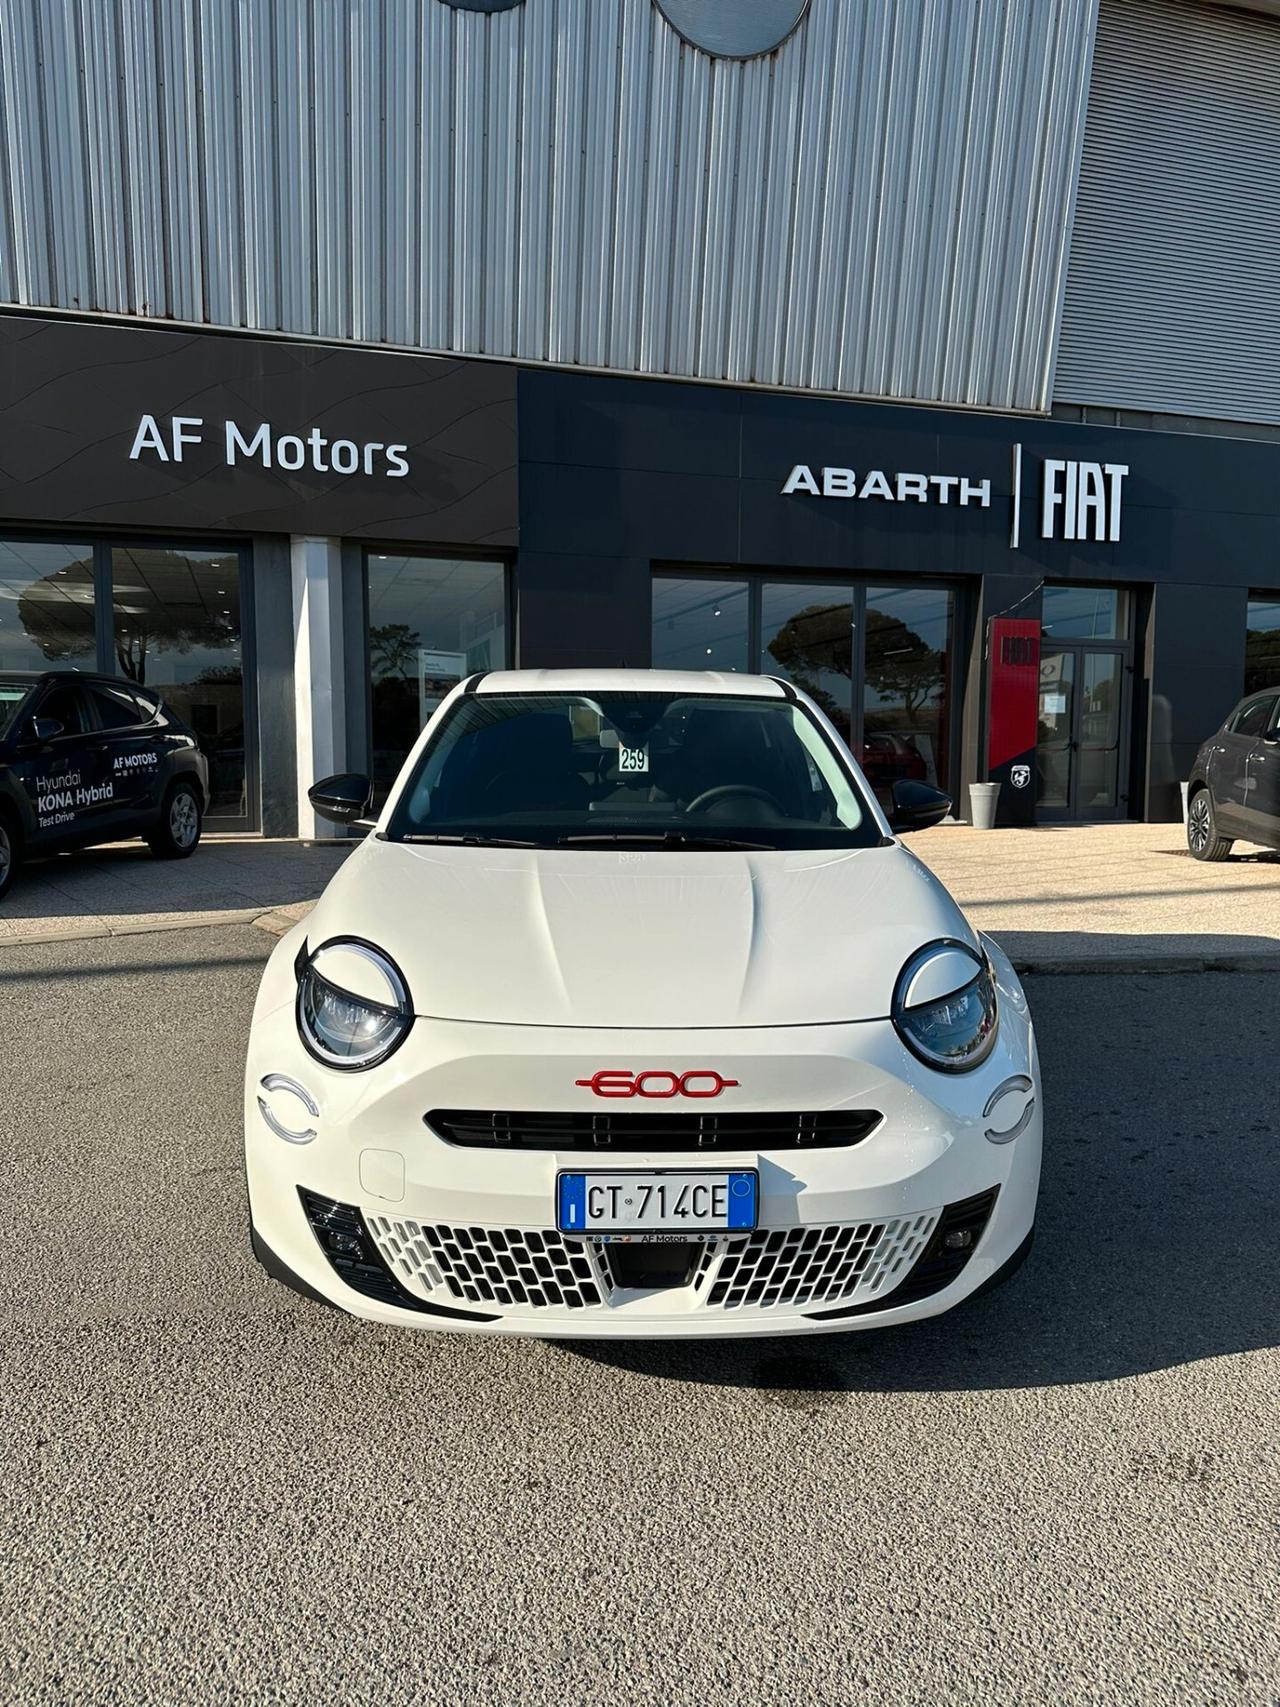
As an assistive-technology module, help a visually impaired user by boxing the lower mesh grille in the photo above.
[369,1217,606,1310]
[366,1210,943,1313]
[705,1214,937,1310]
[806,1188,999,1320]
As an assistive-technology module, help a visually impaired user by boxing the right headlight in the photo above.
[296,938,413,1070]
[892,940,998,1073]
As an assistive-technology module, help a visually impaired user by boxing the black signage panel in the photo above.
[0,315,518,546]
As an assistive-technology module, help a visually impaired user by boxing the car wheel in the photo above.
[148,781,204,859]
[0,816,19,900]
[1187,788,1232,862]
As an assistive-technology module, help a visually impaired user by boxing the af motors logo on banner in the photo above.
[127,413,410,479]
[781,446,1130,547]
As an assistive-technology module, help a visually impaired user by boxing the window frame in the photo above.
[1229,694,1278,738]
[360,545,514,784]
[650,564,966,802]
[0,527,259,831]
[1245,591,1280,700]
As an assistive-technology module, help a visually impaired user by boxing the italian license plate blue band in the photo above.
[559,1174,588,1230]
[557,1170,757,1235]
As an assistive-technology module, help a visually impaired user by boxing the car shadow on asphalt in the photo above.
[556,971,1280,1395]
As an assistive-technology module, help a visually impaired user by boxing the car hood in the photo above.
[302,839,977,1028]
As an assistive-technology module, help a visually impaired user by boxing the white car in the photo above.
[245,669,1041,1339]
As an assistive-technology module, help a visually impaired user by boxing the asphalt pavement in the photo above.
[0,927,1276,1706]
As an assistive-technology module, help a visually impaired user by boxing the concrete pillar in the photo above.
[291,536,346,840]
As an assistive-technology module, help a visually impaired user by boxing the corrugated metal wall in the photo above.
[0,0,1098,411]
[1055,0,1280,424]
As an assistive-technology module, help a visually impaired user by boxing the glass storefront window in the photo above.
[1041,584,1128,641]
[110,545,246,820]
[862,586,953,795]
[367,553,507,796]
[652,572,958,804]
[651,576,749,674]
[1245,595,1280,695]
[761,582,854,733]
[0,539,96,671]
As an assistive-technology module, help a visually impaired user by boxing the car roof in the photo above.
[0,669,148,687]
[471,668,789,698]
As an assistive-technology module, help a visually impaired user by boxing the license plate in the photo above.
[557,1170,757,1237]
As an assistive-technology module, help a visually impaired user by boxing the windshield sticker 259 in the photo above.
[35,770,113,830]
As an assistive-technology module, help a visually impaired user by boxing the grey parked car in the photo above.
[0,671,209,900]
[1186,689,1280,861]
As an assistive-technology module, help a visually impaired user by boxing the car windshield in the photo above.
[385,691,881,850]
[0,680,33,741]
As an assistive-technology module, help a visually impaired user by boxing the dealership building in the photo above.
[1,0,1278,835]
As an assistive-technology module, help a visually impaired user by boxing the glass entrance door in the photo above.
[1035,585,1131,821]
[1036,646,1128,818]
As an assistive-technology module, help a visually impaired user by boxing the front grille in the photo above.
[806,1188,1000,1320]
[425,1108,883,1152]
[298,1189,498,1322]
[369,1217,606,1310]
[365,1210,941,1314]
[705,1214,938,1311]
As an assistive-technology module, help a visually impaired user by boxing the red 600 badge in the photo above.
[573,1069,740,1098]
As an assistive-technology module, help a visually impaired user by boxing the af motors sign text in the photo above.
[0,315,517,545]
[128,413,410,478]
[782,447,1129,545]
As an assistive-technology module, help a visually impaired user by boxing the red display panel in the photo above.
[986,619,1040,824]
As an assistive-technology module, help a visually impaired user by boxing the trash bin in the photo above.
[969,781,1001,830]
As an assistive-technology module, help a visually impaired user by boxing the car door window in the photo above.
[86,683,148,731]
[34,681,89,737]
[1231,697,1276,739]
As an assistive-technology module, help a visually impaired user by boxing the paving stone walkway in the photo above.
[0,836,352,946]
[1,822,1278,971]
[912,821,1280,971]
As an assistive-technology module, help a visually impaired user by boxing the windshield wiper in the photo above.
[558,831,773,851]
[391,832,540,848]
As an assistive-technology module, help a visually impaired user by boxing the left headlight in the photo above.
[893,940,998,1073]
[296,938,413,1070]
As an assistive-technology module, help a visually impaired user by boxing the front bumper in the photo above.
[245,928,1042,1338]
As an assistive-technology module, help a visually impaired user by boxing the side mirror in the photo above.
[31,716,65,743]
[308,772,373,826]
[889,778,951,834]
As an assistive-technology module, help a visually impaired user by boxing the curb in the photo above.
[2,906,1278,975]
[0,908,271,948]
[1011,952,1280,976]
[252,909,306,937]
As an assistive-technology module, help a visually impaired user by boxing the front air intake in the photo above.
[805,1187,1000,1320]
[424,1108,883,1152]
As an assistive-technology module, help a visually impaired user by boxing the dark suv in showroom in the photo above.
[1186,689,1280,861]
[0,671,209,900]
